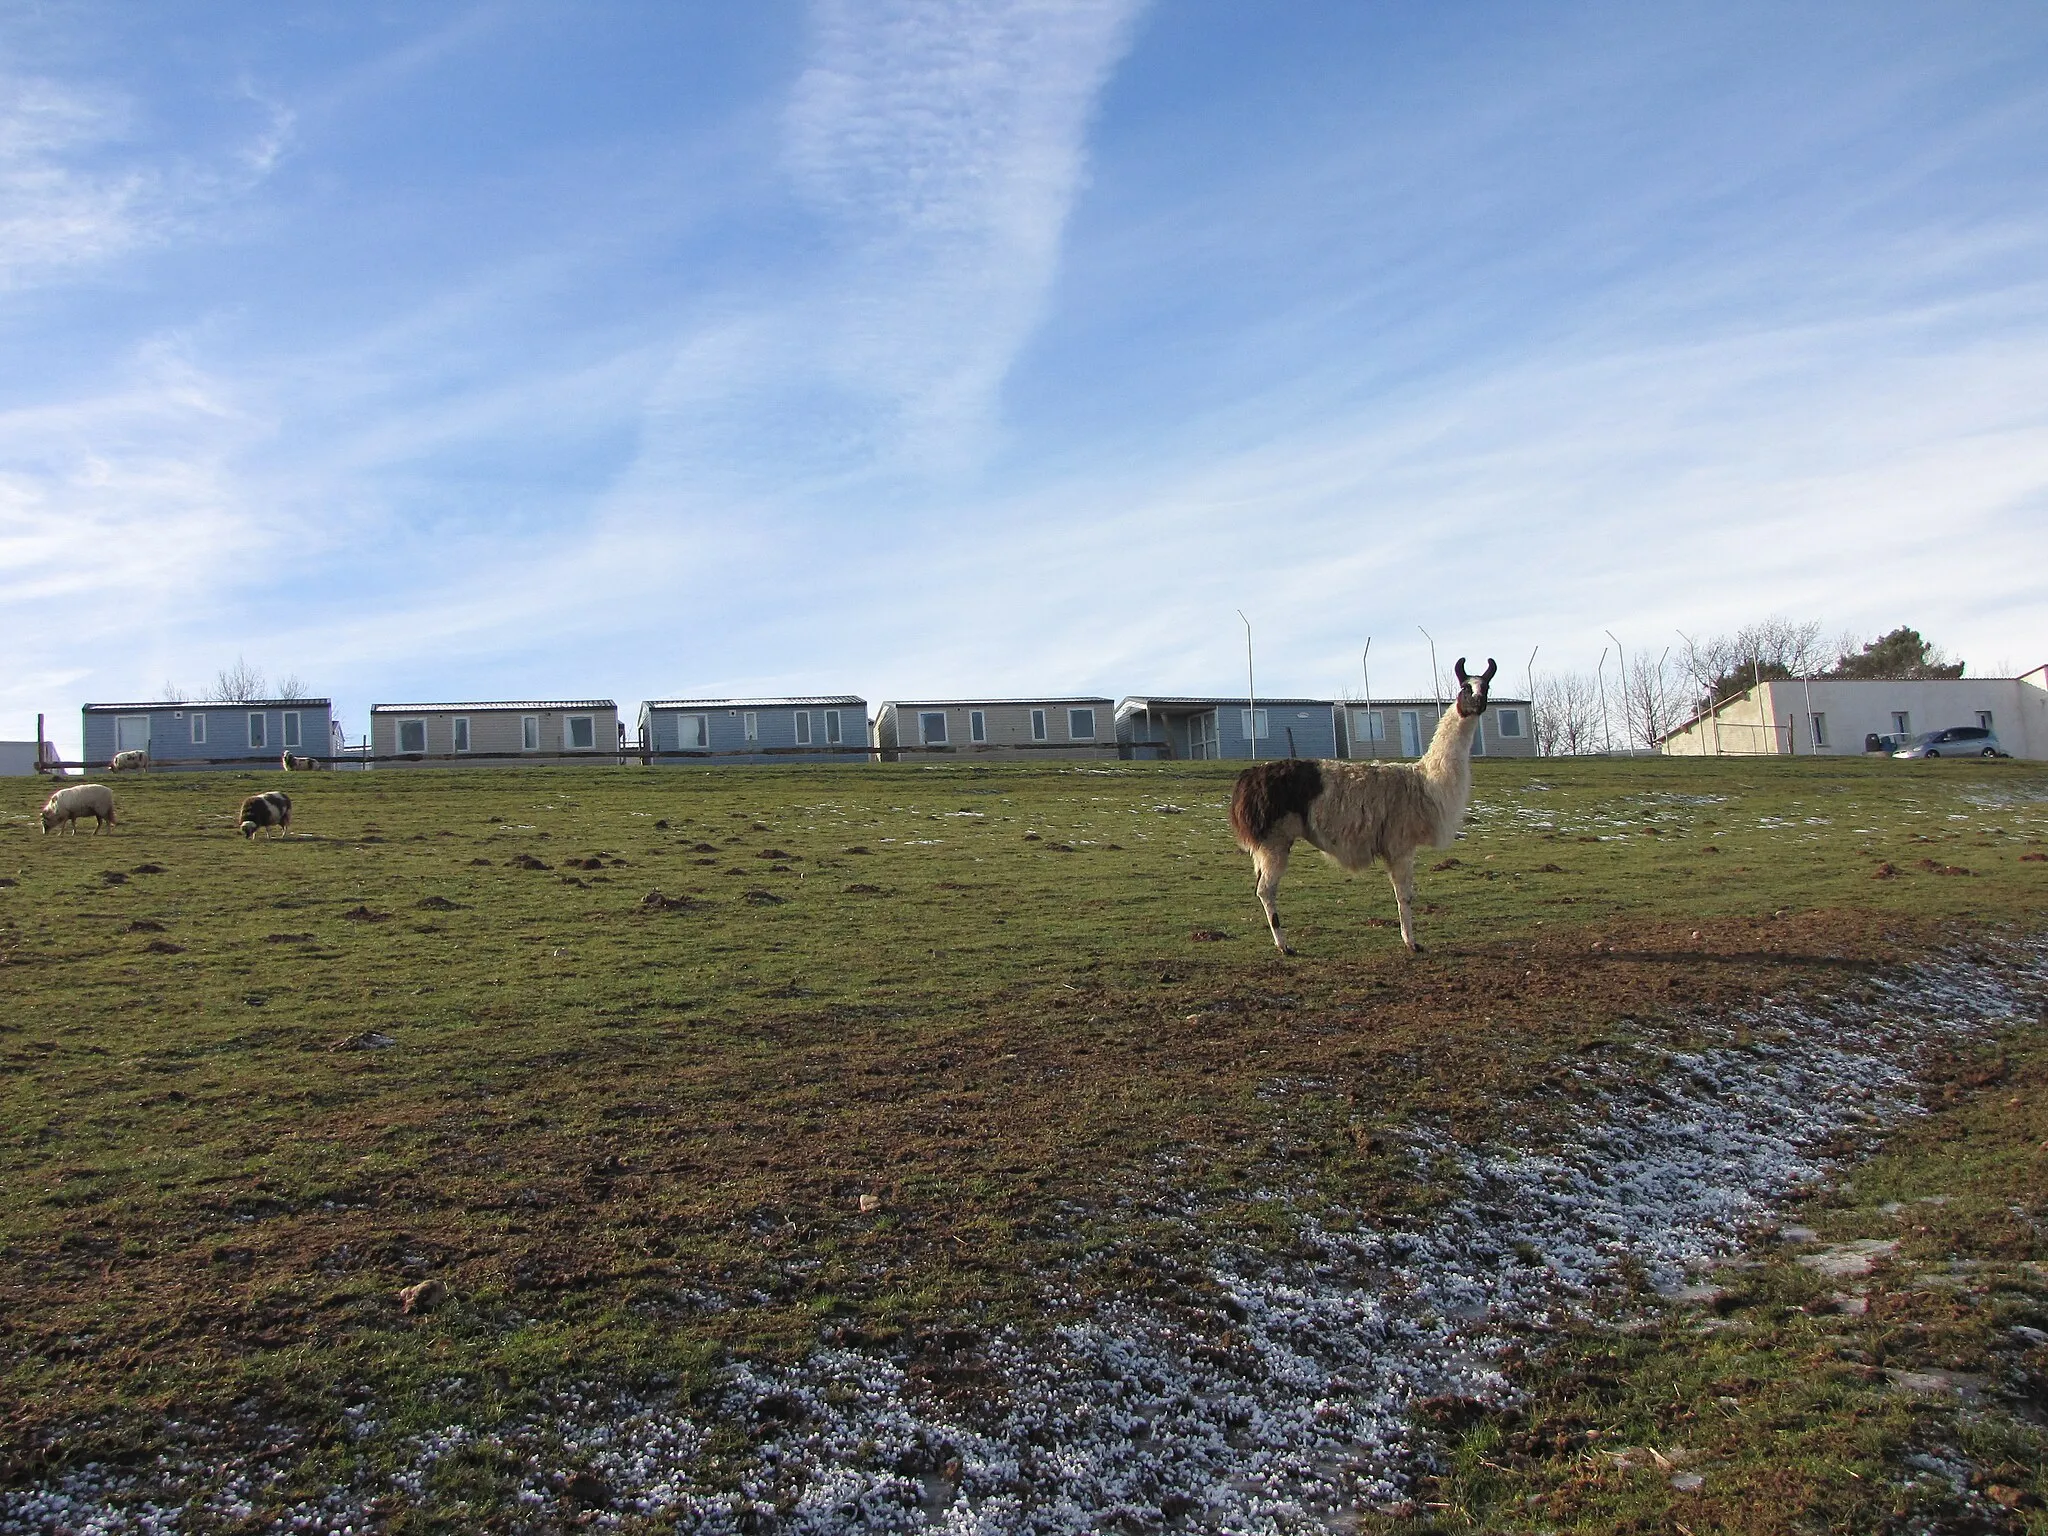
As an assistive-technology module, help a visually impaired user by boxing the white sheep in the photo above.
[109,749,150,771]
[1230,657,1497,954]
[41,783,117,835]
[239,790,292,839]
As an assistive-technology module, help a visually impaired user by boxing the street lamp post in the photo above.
[1239,609,1257,762]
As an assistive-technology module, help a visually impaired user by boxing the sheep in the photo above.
[41,783,117,835]
[280,752,322,771]
[239,790,292,839]
[109,749,150,771]
[1230,657,1497,955]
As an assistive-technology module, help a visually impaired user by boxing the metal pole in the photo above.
[1604,629,1624,750]
[1653,644,1670,753]
[1595,645,1611,753]
[1361,638,1373,759]
[1525,646,1538,755]
[1238,609,1257,762]
[36,712,46,775]
[1800,669,1817,754]
[1419,626,1441,746]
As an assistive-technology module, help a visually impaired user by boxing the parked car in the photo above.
[1893,726,2006,759]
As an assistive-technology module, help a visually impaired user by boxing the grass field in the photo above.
[3,754,2046,1532]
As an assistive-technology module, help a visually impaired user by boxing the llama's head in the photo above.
[1453,657,1498,717]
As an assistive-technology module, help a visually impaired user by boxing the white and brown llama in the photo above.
[1229,657,1497,955]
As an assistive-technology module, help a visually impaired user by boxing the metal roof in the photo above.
[84,698,332,711]
[881,697,1113,709]
[1116,696,1340,710]
[642,696,866,709]
[369,700,616,713]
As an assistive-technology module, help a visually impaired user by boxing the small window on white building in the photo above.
[1977,711,1994,731]
[116,715,150,752]
[190,714,206,745]
[1030,709,1048,741]
[1892,711,1910,736]
[793,711,812,746]
[566,716,596,750]
[453,717,471,752]
[398,720,426,754]
[824,709,843,745]
[1809,713,1827,747]
[248,713,267,749]
[679,714,708,750]
[741,712,758,744]
[1068,707,1096,740]
[1240,708,1270,741]
[522,716,540,751]
[970,710,987,743]
[919,711,948,745]
[1496,708,1524,739]
[282,712,301,749]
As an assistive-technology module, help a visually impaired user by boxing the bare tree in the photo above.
[1533,671,1602,755]
[158,680,189,703]
[274,672,309,701]
[208,657,266,703]
[1619,647,1683,749]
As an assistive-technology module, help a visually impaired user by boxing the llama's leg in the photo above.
[1252,839,1295,955]
[1388,850,1422,953]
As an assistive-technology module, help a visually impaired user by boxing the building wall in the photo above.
[1338,701,1538,760]
[370,706,620,764]
[0,742,41,776]
[641,702,869,764]
[1115,702,1341,761]
[82,705,334,767]
[1663,679,2045,759]
[876,701,1115,760]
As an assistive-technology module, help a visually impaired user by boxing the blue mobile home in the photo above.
[1116,696,1343,761]
[81,699,335,769]
[637,697,870,764]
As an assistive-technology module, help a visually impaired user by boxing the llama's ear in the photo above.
[1453,657,1470,685]
[1480,659,1498,685]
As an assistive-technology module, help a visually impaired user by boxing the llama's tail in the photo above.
[1230,760,1324,849]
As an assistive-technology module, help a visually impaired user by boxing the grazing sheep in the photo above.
[1231,656,1497,955]
[239,790,292,840]
[280,752,322,771]
[41,783,116,835]
[109,749,149,771]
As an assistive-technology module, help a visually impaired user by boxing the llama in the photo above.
[1230,657,1496,955]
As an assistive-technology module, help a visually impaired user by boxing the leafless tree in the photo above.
[1620,647,1683,749]
[208,657,266,703]
[158,680,189,703]
[1533,671,1602,756]
[274,672,309,701]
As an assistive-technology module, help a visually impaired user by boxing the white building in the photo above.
[1660,670,2048,759]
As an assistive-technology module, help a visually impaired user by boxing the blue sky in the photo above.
[6,2,2047,751]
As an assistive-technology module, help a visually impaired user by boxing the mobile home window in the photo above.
[190,714,206,745]
[566,716,596,750]
[1809,713,1827,747]
[742,712,759,744]
[1891,711,1910,736]
[1352,708,1385,743]
[398,720,426,754]
[1495,708,1523,739]
[1030,709,1048,741]
[522,716,540,751]
[970,710,987,743]
[824,709,843,745]
[678,714,708,750]
[793,711,812,746]
[453,717,471,752]
[1977,711,1994,731]
[918,711,948,745]
[1239,708,1270,740]
[1068,707,1096,740]
[248,713,267,749]
[115,716,150,753]
[282,712,301,748]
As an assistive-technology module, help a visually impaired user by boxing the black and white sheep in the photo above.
[239,791,292,839]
